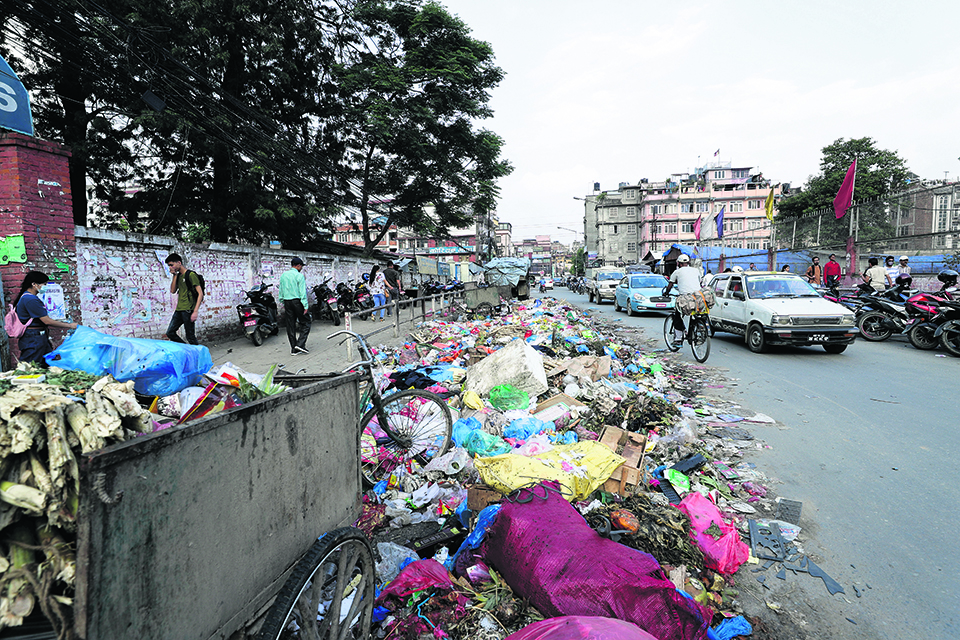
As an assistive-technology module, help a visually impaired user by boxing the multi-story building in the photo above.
[888,181,960,253]
[580,162,783,265]
[495,222,513,257]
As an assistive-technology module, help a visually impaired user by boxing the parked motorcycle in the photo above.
[237,283,279,346]
[311,278,341,326]
[902,270,959,350]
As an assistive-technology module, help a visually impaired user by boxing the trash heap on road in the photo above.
[355,297,802,640]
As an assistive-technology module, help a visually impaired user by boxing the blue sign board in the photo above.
[0,55,34,137]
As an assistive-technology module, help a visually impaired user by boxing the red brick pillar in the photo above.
[0,132,79,362]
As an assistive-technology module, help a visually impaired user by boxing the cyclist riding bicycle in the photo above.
[662,254,702,346]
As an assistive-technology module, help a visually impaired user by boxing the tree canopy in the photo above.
[776,137,911,248]
[0,0,511,252]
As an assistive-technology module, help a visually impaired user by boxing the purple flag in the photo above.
[833,160,857,219]
[716,206,725,239]
[694,215,702,241]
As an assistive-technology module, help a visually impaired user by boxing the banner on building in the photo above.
[416,255,438,275]
[0,55,35,137]
[438,261,450,276]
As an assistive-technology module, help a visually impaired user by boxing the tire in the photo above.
[251,326,264,347]
[331,305,341,327]
[626,301,635,317]
[823,344,847,354]
[690,317,711,363]
[746,323,767,353]
[907,322,939,350]
[359,390,453,487]
[472,302,493,320]
[614,298,621,312]
[257,527,375,640]
[939,321,960,357]
[857,311,892,341]
[588,290,594,303]
[663,316,681,352]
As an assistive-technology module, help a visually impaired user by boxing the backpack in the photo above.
[181,270,206,305]
[4,303,33,338]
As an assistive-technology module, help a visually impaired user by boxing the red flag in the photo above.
[694,215,702,240]
[833,160,857,219]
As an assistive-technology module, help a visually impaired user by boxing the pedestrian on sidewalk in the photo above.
[862,257,888,291]
[368,264,388,322]
[383,261,401,316]
[13,271,78,365]
[279,257,311,355]
[823,254,841,287]
[805,257,823,285]
[165,253,203,344]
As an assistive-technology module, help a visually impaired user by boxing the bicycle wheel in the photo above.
[258,527,375,640]
[663,315,681,352]
[360,390,453,486]
[689,317,711,363]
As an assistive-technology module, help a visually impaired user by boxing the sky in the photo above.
[441,0,960,246]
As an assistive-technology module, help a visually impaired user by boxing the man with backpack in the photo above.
[165,253,203,344]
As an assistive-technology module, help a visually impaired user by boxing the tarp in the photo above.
[482,257,532,287]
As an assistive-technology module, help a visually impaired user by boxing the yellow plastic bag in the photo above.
[462,390,484,410]
[474,441,626,501]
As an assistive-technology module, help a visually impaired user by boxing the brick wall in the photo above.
[0,132,78,355]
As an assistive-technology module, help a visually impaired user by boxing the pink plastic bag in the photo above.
[506,616,659,640]
[677,492,749,575]
[482,482,711,640]
[376,559,453,601]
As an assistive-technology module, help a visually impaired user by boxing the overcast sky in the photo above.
[441,0,960,245]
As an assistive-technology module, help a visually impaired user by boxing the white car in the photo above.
[543,278,554,290]
[708,272,858,354]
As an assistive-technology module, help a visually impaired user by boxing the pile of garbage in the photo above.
[353,297,799,639]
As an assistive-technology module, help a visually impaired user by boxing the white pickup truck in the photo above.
[586,267,625,304]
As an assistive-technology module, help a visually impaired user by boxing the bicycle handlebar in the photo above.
[327,329,374,360]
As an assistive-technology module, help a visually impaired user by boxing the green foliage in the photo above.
[572,247,586,276]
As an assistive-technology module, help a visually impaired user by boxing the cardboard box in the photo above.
[467,484,503,511]
[599,426,648,495]
[532,393,588,426]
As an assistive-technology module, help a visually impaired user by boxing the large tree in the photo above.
[776,137,911,248]
[325,0,513,254]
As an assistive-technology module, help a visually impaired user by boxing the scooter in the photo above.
[237,283,279,346]
[311,278,341,326]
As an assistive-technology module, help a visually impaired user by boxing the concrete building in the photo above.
[579,162,783,266]
[495,221,513,257]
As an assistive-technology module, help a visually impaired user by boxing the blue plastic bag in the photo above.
[447,504,502,570]
[504,416,550,440]
[713,615,752,640]
[45,326,213,396]
[452,416,483,448]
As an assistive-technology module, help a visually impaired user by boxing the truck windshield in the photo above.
[598,272,624,281]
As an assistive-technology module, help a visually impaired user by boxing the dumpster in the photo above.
[73,373,361,639]
[463,285,501,309]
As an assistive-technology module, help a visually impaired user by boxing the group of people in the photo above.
[12,255,406,366]
[803,254,911,291]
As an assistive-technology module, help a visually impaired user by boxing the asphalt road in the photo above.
[545,286,958,640]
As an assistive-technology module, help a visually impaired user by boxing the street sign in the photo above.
[0,55,34,137]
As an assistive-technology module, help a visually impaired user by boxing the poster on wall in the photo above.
[0,54,35,137]
[40,282,66,320]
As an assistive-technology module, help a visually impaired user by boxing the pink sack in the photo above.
[481,482,711,640]
[376,559,453,602]
[506,616,659,640]
[677,492,749,575]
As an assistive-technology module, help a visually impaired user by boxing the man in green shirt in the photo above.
[278,257,311,355]
[165,253,203,344]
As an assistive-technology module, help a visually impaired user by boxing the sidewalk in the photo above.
[204,310,422,376]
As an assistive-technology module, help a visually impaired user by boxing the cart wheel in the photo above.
[471,302,493,320]
[360,390,453,487]
[257,527,375,640]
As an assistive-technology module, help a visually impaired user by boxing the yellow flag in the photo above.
[764,188,775,222]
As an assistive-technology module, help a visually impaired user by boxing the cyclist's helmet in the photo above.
[894,273,913,287]
[938,269,959,286]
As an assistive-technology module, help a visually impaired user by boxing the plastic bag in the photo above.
[45,326,212,396]
[713,615,752,640]
[462,390,484,409]
[376,542,419,584]
[503,416,550,440]
[377,559,453,601]
[506,616,659,640]
[465,429,511,457]
[452,416,483,448]
[474,441,625,501]
[677,492,750,575]
[489,384,530,411]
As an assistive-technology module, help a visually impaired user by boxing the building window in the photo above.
[625,189,636,199]
[680,202,694,213]
[681,222,694,233]
[748,200,762,209]
[627,242,636,252]
[715,203,725,213]
[613,225,618,234]
[650,204,663,215]
[627,224,636,234]
[732,169,749,178]
[723,219,743,233]
[748,219,762,230]
[626,206,637,217]
[666,203,678,214]
[696,202,709,213]
[663,222,677,234]
[728,202,743,212]
[714,170,726,179]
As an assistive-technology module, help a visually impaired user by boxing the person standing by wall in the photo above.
[897,256,912,277]
[278,257,311,355]
[823,254,842,287]
[13,271,78,365]
[862,257,888,291]
[884,256,899,286]
[383,261,401,317]
[805,256,823,285]
[368,264,389,322]
[165,253,203,344]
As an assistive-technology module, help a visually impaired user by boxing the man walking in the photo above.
[383,261,401,316]
[165,253,203,344]
[823,254,842,287]
[279,257,311,355]
[805,256,823,286]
